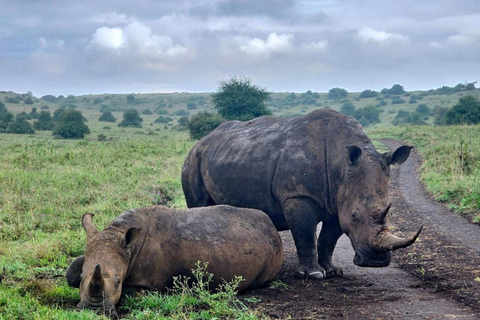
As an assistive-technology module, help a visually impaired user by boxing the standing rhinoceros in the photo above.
[66,205,283,318]
[182,109,422,280]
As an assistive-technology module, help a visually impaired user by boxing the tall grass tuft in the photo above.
[369,125,480,223]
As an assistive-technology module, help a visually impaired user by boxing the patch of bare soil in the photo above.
[242,139,480,320]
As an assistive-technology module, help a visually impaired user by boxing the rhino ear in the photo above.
[121,227,142,248]
[384,145,413,165]
[346,146,362,165]
[66,255,85,288]
[82,213,98,239]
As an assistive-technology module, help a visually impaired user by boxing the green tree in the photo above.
[52,109,90,139]
[126,94,135,104]
[212,76,271,121]
[327,87,348,100]
[359,89,378,98]
[188,111,226,140]
[445,96,480,125]
[99,110,116,123]
[33,111,55,130]
[340,102,356,116]
[29,107,39,119]
[354,105,381,127]
[118,109,143,128]
[6,114,35,134]
[0,111,14,132]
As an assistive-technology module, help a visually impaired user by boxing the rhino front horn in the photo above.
[373,225,423,252]
[88,264,105,296]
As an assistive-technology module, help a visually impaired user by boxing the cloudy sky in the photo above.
[1,0,479,96]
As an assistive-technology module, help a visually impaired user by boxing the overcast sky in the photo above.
[1,0,479,96]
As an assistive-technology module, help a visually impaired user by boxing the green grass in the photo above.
[1,87,480,318]
[121,263,262,320]
[369,125,480,222]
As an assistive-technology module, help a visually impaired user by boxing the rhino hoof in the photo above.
[293,269,326,280]
[308,270,326,279]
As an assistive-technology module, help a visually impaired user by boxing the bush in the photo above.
[52,109,90,139]
[154,116,173,124]
[40,95,58,103]
[33,111,55,130]
[6,115,35,134]
[359,89,378,98]
[99,111,116,122]
[188,111,225,140]
[445,96,480,125]
[119,109,143,128]
[354,105,380,127]
[142,109,153,115]
[391,98,406,105]
[340,102,356,116]
[0,111,14,132]
[173,109,190,116]
[327,87,348,100]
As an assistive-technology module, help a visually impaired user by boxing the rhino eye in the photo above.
[351,212,360,224]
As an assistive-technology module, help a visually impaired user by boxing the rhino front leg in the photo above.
[284,198,325,280]
[317,220,344,278]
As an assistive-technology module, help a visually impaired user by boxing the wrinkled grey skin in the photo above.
[182,109,422,280]
[66,205,283,318]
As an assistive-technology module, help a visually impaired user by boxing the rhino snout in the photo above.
[353,250,392,267]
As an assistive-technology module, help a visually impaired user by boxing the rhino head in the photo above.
[337,145,422,267]
[74,213,141,318]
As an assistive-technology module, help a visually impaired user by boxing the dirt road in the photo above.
[243,140,480,320]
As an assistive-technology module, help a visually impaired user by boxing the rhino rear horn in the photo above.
[82,213,98,239]
[89,264,105,297]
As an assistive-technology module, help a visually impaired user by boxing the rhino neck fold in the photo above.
[323,138,337,216]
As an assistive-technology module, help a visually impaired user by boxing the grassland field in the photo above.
[0,88,479,319]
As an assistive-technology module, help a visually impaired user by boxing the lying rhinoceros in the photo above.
[66,205,283,317]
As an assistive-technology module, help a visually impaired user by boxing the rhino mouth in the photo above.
[353,249,392,267]
[77,299,118,318]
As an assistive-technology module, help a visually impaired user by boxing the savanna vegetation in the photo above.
[0,81,479,318]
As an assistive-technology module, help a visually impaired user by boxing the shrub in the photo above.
[142,109,153,115]
[52,109,90,139]
[5,115,35,134]
[154,116,173,124]
[445,96,480,125]
[212,76,271,121]
[188,111,225,140]
[40,95,58,103]
[359,89,378,98]
[354,105,381,127]
[327,87,348,100]
[99,111,116,123]
[119,109,143,128]
[33,111,55,130]
[391,98,406,105]
[173,109,190,116]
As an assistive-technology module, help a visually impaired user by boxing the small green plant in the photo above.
[269,280,289,289]
[121,262,261,319]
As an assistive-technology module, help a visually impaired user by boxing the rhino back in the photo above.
[125,205,283,291]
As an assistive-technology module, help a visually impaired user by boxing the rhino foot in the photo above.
[294,266,326,280]
[323,266,343,278]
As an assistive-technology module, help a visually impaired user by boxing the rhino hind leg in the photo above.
[182,160,216,208]
[283,198,326,280]
[66,255,85,288]
[317,220,344,278]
